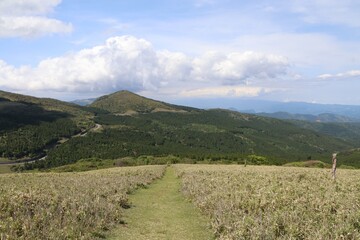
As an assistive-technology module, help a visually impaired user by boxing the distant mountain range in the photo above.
[235,100,360,120]
[256,112,359,123]
[170,98,360,120]
[71,98,97,106]
[72,96,360,122]
[2,89,360,169]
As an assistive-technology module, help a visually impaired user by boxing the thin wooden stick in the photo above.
[332,153,337,180]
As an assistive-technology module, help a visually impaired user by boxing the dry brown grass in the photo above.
[175,164,360,239]
[0,165,166,239]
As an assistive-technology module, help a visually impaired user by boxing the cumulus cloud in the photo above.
[191,51,288,84]
[0,0,72,38]
[0,35,290,96]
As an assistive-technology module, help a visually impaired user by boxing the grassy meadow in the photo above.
[2,163,360,239]
[0,165,166,239]
[175,164,360,240]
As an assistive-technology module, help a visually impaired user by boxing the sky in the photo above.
[0,0,360,107]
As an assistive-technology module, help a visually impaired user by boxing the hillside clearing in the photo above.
[108,167,214,240]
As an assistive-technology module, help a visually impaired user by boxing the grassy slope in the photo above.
[109,167,213,240]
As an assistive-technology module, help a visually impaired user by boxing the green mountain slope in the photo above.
[36,108,353,169]
[257,111,358,123]
[90,90,196,114]
[290,120,360,146]
[1,90,357,169]
[0,91,95,159]
[0,90,93,121]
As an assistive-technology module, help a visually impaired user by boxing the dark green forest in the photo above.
[0,94,90,159]
[29,109,353,169]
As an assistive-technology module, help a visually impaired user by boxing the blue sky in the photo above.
[0,0,359,106]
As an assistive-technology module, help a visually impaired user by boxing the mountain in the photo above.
[176,98,360,119]
[37,106,353,169]
[0,90,95,159]
[37,92,356,169]
[257,112,358,123]
[71,98,97,106]
[90,90,196,114]
[253,110,360,146]
[0,90,92,118]
[1,90,358,170]
[231,100,360,119]
[290,121,360,146]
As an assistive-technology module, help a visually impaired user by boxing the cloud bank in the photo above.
[0,35,290,97]
[0,0,72,38]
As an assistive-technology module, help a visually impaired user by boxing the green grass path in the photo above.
[108,167,214,240]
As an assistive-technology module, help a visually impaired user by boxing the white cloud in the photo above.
[0,0,61,16]
[0,0,72,38]
[0,35,290,96]
[317,74,333,79]
[0,16,72,38]
[231,33,360,74]
[179,86,265,98]
[318,70,360,80]
[191,51,289,84]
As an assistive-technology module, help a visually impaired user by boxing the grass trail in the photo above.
[108,167,214,240]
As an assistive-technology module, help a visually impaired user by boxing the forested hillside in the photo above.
[1,90,358,169]
[288,120,360,145]
[32,108,353,169]
[0,91,95,159]
[257,112,358,123]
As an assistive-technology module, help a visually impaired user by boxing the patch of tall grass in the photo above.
[175,164,360,239]
[0,165,166,239]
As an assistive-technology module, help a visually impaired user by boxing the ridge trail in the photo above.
[108,167,214,240]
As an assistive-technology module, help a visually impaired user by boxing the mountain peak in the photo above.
[90,90,195,114]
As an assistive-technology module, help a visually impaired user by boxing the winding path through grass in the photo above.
[108,167,214,240]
